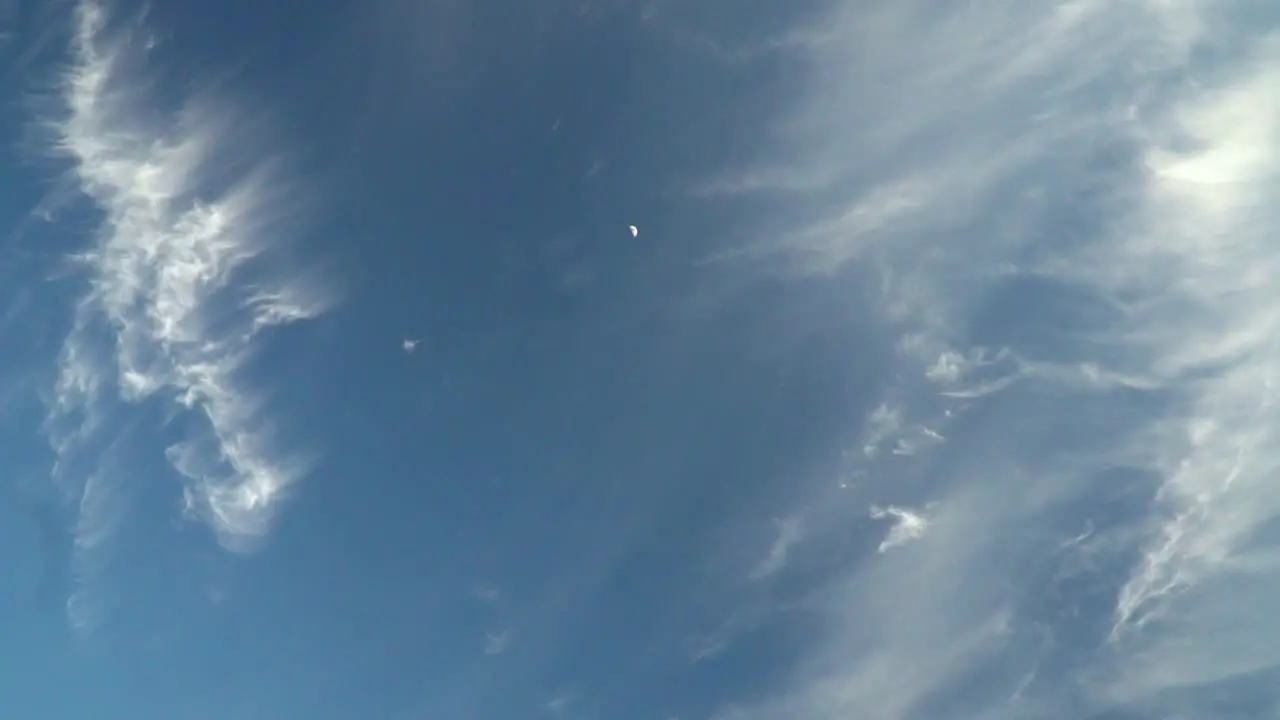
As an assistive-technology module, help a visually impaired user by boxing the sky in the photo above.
[2,0,1280,718]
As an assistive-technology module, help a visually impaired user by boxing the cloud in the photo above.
[692,0,1280,718]
[868,505,929,553]
[749,515,804,581]
[544,690,578,717]
[484,629,512,656]
[1084,30,1280,706]
[40,0,333,590]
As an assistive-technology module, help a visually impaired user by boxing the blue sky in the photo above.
[3,1,1280,718]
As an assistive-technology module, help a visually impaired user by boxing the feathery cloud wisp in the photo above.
[868,505,929,553]
[694,0,1280,717]
[750,516,804,581]
[43,0,333,584]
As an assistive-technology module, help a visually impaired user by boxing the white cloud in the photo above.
[1086,32,1280,705]
[749,515,804,581]
[545,690,576,716]
[868,505,929,553]
[473,585,501,605]
[484,629,512,656]
[42,0,333,584]
[694,0,1280,717]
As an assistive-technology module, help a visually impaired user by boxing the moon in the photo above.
[629,225,639,237]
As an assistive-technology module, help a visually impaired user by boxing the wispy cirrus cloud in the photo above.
[749,515,804,581]
[868,505,929,554]
[484,628,513,656]
[38,0,334,622]
[692,0,1280,717]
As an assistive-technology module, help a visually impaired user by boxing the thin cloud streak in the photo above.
[42,0,333,600]
[750,516,804,581]
[696,0,1280,718]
